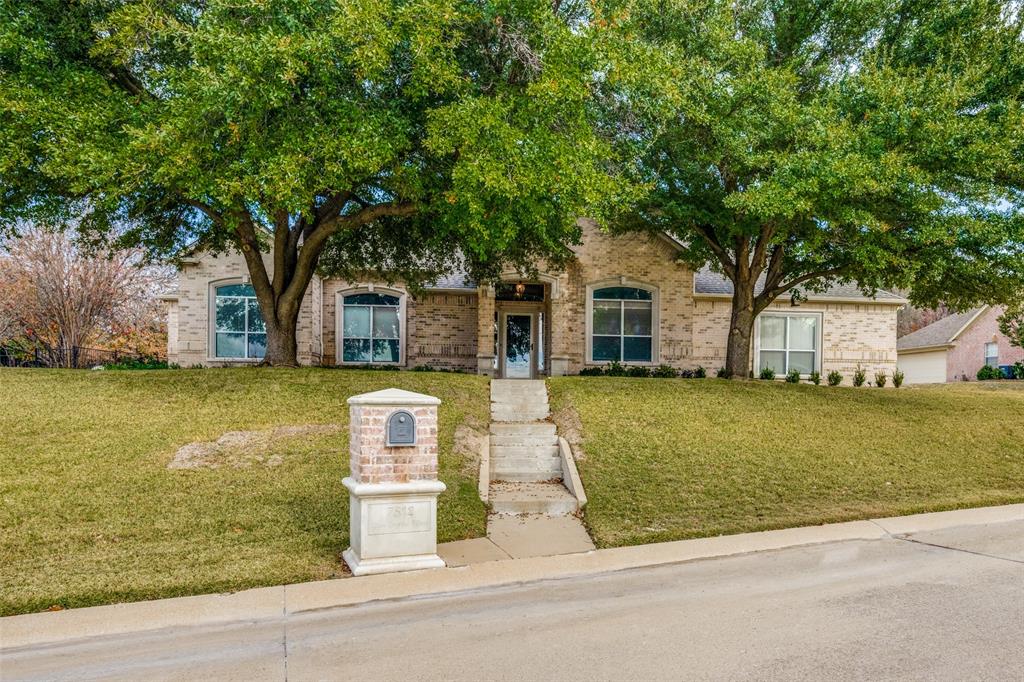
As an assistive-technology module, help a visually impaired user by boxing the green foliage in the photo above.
[893,369,905,388]
[626,365,651,378]
[874,371,888,388]
[1013,362,1024,380]
[827,370,843,387]
[694,365,707,379]
[579,366,605,377]
[998,304,1024,350]
[977,364,1003,381]
[716,367,729,379]
[853,366,867,387]
[652,364,678,378]
[613,0,1024,377]
[605,360,627,377]
[759,366,776,380]
[785,369,801,384]
[808,370,821,386]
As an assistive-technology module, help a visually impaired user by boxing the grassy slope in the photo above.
[549,378,1024,548]
[0,369,489,616]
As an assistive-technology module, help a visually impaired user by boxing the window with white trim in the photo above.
[591,286,653,363]
[341,292,401,363]
[985,342,999,367]
[214,283,266,359]
[757,313,819,375]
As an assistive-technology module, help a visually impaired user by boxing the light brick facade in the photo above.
[348,403,439,484]
[166,221,902,377]
[946,306,1024,381]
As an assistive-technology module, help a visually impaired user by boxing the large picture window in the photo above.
[757,314,819,375]
[341,292,401,364]
[591,286,654,363]
[214,283,266,359]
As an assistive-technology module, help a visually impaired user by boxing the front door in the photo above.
[502,312,534,379]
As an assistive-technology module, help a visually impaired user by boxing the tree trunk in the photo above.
[725,279,757,379]
[263,316,300,367]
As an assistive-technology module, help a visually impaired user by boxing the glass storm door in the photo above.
[503,313,533,379]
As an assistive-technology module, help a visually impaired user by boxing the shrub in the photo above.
[892,368,905,388]
[827,370,843,386]
[853,365,867,387]
[626,365,651,378]
[716,367,729,379]
[785,369,801,384]
[1013,361,1024,380]
[874,371,887,387]
[759,366,776,380]
[579,366,604,377]
[977,364,1002,381]
[679,368,696,379]
[809,370,821,385]
[694,365,707,378]
[652,364,677,378]
[605,360,627,377]
[103,358,170,370]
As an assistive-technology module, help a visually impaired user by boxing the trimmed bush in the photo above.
[605,361,627,377]
[827,370,843,386]
[652,364,677,378]
[874,371,887,388]
[579,366,604,376]
[785,369,801,384]
[893,369,905,388]
[694,365,707,378]
[853,365,867,387]
[759,367,776,380]
[1013,362,1024,380]
[716,367,729,379]
[977,364,1002,381]
[626,365,652,378]
[809,371,821,385]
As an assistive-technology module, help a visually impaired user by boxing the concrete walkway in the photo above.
[2,503,1020,654]
[4,510,1022,681]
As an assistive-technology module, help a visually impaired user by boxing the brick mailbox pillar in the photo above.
[342,388,446,576]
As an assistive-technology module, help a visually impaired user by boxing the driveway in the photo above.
[4,520,1022,681]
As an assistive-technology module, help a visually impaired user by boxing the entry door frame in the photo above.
[498,305,542,379]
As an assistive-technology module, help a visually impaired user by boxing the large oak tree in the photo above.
[618,0,1024,377]
[0,0,650,365]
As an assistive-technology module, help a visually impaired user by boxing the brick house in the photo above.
[897,306,1024,383]
[163,220,905,379]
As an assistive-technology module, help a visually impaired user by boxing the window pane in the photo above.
[216,297,246,332]
[789,317,817,350]
[343,338,371,362]
[372,338,400,363]
[343,306,371,337]
[593,301,621,335]
[372,307,400,339]
[593,286,652,301]
[985,343,999,366]
[344,293,400,306]
[789,351,815,374]
[760,317,786,349]
[623,301,652,336]
[623,336,652,362]
[759,350,786,374]
[216,284,255,297]
[247,299,265,332]
[248,333,267,359]
[215,332,245,358]
[592,336,621,362]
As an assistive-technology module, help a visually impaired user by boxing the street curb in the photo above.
[3,503,1022,651]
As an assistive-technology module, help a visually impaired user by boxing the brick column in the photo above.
[476,285,496,376]
[549,275,572,376]
[342,388,446,576]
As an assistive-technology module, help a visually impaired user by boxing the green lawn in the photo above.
[549,378,1024,548]
[0,368,489,616]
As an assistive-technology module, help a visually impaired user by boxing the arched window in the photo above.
[590,286,654,363]
[213,283,266,359]
[340,292,402,364]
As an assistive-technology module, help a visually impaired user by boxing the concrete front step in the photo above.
[488,481,579,516]
[490,444,560,459]
[490,433,559,447]
[491,460,562,476]
[491,410,550,423]
[492,470,563,483]
[490,422,557,437]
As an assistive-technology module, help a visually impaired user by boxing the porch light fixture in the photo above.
[514,282,526,299]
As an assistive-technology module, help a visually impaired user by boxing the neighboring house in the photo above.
[163,221,905,378]
[897,305,1024,383]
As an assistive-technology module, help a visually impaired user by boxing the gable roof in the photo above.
[693,268,905,304]
[896,307,988,352]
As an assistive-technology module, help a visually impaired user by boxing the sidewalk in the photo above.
[3,503,1022,651]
